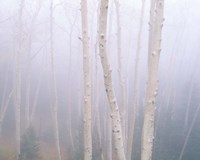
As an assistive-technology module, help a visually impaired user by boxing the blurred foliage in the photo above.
[19,126,40,160]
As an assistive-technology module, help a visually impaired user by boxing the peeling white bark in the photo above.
[98,0,126,159]
[141,1,165,160]
[81,0,93,159]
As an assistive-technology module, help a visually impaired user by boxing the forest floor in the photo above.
[0,138,68,160]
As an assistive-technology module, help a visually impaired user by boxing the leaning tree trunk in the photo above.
[98,0,126,159]
[50,0,62,160]
[141,1,165,160]
[81,0,93,159]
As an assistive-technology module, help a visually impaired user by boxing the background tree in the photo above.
[19,127,40,160]
[127,0,146,159]
[15,0,25,156]
[50,0,62,159]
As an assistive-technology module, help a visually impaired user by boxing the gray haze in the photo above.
[0,0,200,160]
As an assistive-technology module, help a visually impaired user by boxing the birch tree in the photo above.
[178,104,200,160]
[114,0,127,147]
[141,0,165,160]
[25,0,41,128]
[50,0,62,159]
[94,41,105,159]
[98,0,126,159]
[15,0,25,156]
[0,88,14,137]
[127,0,146,159]
[81,0,92,159]
[61,4,79,152]
[0,65,12,137]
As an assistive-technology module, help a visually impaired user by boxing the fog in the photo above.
[0,0,200,160]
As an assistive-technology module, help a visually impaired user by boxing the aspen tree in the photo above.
[15,0,25,156]
[93,4,106,158]
[106,107,112,160]
[94,48,105,159]
[25,0,41,128]
[127,0,146,159]
[141,0,165,160]
[30,63,43,124]
[81,0,92,159]
[61,5,79,152]
[0,88,14,136]
[178,104,200,160]
[0,66,11,137]
[98,0,126,159]
[50,0,62,159]
[114,0,127,147]
[184,77,195,131]
[106,1,113,159]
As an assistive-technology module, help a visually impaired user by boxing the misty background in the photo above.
[0,0,200,159]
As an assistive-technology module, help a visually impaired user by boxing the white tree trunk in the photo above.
[114,0,127,148]
[50,0,62,160]
[0,66,10,137]
[98,0,126,159]
[25,1,41,129]
[15,0,25,156]
[61,5,78,152]
[81,0,93,159]
[30,62,43,124]
[0,88,15,137]
[178,104,200,160]
[94,58,104,159]
[141,1,165,160]
[184,82,194,131]
[127,0,146,159]
[106,108,112,160]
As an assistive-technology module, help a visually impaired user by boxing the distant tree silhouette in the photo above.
[19,127,40,160]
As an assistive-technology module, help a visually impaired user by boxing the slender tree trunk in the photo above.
[50,0,62,160]
[127,0,146,159]
[93,25,106,159]
[0,88,15,137]
[141,1,165,160]
[81,0,93,159]
[15,0,25,157]
[114,0,127,148]
[61,6,78,152]
[106,108,112,160]
[178,104,200,160]
[25,1,41,129]
[184,80,195,131]
[98,0,126,159]
[0,65,10,137]
[30,62,43,124]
